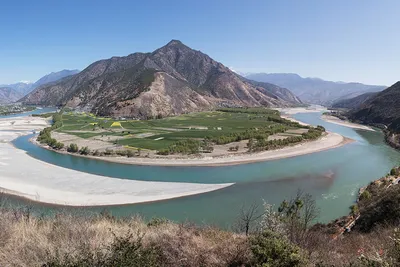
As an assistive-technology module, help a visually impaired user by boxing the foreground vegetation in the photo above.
[4,170,400,267]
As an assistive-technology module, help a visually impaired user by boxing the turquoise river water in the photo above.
[5,109,400,228]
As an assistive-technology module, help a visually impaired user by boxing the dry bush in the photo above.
[0,207,251,267]
[307,226,393,266]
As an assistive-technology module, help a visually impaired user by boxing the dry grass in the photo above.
[0,208,250,267]
[0,201,397,266]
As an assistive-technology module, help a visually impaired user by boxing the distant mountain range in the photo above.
[21,40,302,118]
[0,70,80,104]
[245,73,386,105]
[31,69,80,90]
[0,82,33,96]
[0,87,24,104]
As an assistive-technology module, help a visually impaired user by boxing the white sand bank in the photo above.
[321,115,375,131]
[0,118,233,206]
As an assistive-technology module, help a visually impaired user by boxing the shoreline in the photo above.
[22,106,352,167]
[0,117,234,206]
[30,131,353,167]
[0,137,234,206]
[0,108,351,206]
[321,115,375,131]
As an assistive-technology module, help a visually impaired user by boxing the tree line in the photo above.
[37,111,65,150]
[248,126,325,152]
[157,139,214,155]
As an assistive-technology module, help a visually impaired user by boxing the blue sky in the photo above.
[0,0,399,85]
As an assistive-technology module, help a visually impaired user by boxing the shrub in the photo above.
[147,217,169,227]
[104,148,114,155]
[116,150,128,157]
[67,143,79,153]
[79,146,91,155]
[359,190,372,201]
[43,232,161,267]
[350,204,359,215]
[250,230,308,267]
[53,142,64,150]
[127,150,135,158]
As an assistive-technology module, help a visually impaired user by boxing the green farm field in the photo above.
[53,108,306,151]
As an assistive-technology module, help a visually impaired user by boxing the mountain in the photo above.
[0,82,33,96]
[0,70,80,102]
[21,40,301,118]
[331,92,378,109]
[0,87,24,104]
[349,81,400,131]
[31,69,80,89]
[245,73,386,105]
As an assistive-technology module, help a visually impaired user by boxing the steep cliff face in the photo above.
[22,40,302,118]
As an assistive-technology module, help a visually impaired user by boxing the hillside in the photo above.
[331,92,378,109]
[21,40,302,118]
[0,87,23,104]
[245,73,385,105]
[349,81,400,131]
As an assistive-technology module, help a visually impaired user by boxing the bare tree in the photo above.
[236,201,264,236]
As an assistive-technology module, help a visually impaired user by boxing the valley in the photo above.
[4,2,400,265]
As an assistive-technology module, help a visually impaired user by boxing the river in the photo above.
[4,110,400,228]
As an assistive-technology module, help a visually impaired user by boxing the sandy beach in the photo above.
[275,106,327,115]
[0,117,233,206]
[321,115,375,131]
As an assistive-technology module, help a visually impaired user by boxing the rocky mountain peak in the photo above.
[21,41,302,118]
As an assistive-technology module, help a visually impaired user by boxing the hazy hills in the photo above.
[0,70,80,104]
[0,87,24,104]
[245,73,386,105]
[331,92,378,110]
[21,40,302,118]
[31,69,80,90]
[0,82,33,97]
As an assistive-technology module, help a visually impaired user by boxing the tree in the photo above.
[248,138,255,151]
[67,143,79,153]
[260,201,286,235]
[54,142,64,150]
[278,190,319,245]
[79,146,91,155]
[237,202,264,236]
